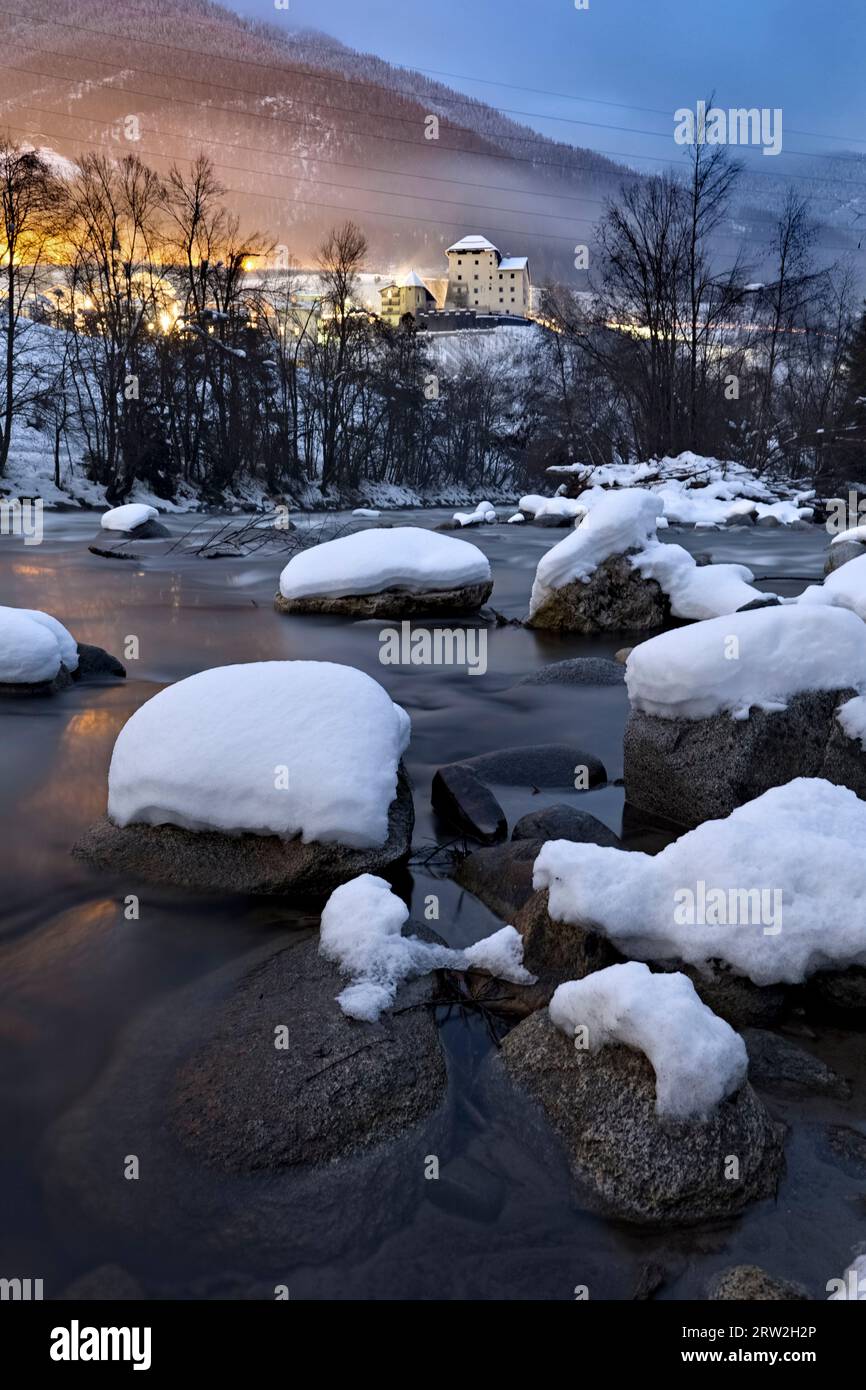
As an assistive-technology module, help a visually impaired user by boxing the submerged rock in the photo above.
[527,553,668,634]
[709,1265,811,1301]
[496,1010,785,1226]
[45,931,448,1267]
[458,743,607,789]
[743,1028,851,1099]
[511,805,621,845]
[517,657,625,687]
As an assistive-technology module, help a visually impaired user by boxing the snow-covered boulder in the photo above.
[533,778,866,988]
[100,503,169,539]
[453,500,496,527]
[495,962,783,1225]
[275,526,492,618]
[351,508,380,518]
[825,537,866,575]
[622,605,866,826]
[73,661,415,894]
[526,488,771,633]
[518,494,586,527]
[0,604,123,695]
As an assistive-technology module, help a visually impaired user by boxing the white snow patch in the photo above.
[0,605,79,683]
[534,778,866,987]
[549,962,747,1120]
[507,512,525,524]
[351,508,381,518]
[518,494,586,522]
[835,695,866,749]
[101,503,159,532]
[319,873,535,1021]
[625,605,866,720]
[830,525,866,547]
[799,553,866,621]
[453,500,497,526]
[279,526,490,599]
[107,661,411,847]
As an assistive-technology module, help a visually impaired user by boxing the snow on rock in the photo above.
[351,508,381,518]
[545,453,812,528]
[529,489,662,617]
[631,540,765,620]
[507,512,525,524]
[831,524,866,546]
[453,500,497,526]
[625,605,866,720]
[836,695,866,749]
[518,494,587,522]
[0,605,79,683]
[528,488,768,621]
[278,526,490,599]
[799,553,866,621]
[101,503,159,532]
[320,873,535,1021]
[534,778,866,987]
[548,962,747,1120]
[107,661,411,848]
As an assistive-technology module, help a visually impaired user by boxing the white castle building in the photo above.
[444,235,531,316]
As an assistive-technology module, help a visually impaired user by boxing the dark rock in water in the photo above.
[531,512,573,528]
[422,1154,506,1223]
[496,1011,785,1226]
[88,544,140,561]
[624,687,859,828]
[709,1265,811,1301]
[459,743,607,789]
[822,1124,866,1177]
[74,642,126,680]
[274,578,492,618]
[59,1264,146,1301]
[513,889,619,994]
[806,965,866,1017]
[73,764,414,897]
[517,658,625,687]
[655,961,787,1030]
[511,804,621,846]
[129,517,171,539]
[755,514,782,528]
[527,553,668,634]
[172,933,446,1174]
[431,764,507,844]
[0,666,73,698]
[743,1028,851,1099]
[825,539,866,575]
[44,931,448,1267]
[433,519,462,531]
[736,595,782,611]
[456,838,545,920]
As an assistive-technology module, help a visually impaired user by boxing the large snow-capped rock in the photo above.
[494,975,783,1225]
[533,778,866,987]
[0,605,79,686]
[100,503,169,538]
[73,661,415,894]
[623,605,866,825]
[276,526,492,617]
[527,488,771,633]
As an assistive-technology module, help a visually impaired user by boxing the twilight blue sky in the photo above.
[226,0,866,167]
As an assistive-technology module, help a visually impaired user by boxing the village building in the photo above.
[378,270,437,327]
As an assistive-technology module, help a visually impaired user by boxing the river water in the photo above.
[1,509,863,1300]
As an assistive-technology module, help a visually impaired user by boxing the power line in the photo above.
[2,19,866,185]
[4,50,866,211]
